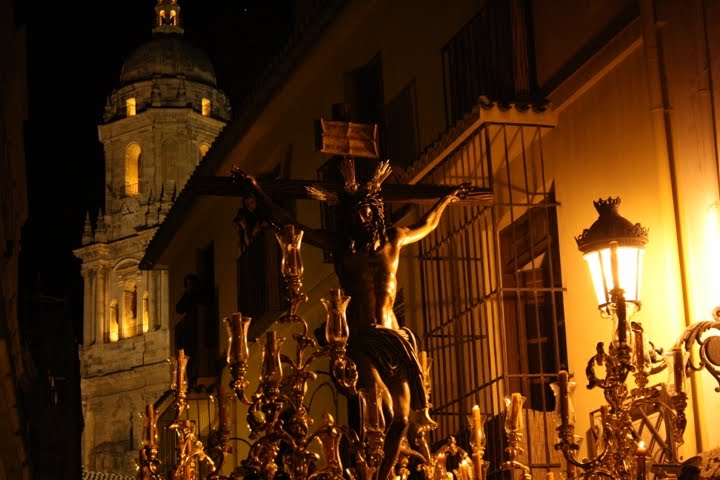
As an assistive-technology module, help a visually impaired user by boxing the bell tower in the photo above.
[154,0,183,33]
[73,1,231,475]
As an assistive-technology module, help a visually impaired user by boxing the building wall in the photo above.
[541,0,720,455]
[0,0,30,477]
[145,0,720,472]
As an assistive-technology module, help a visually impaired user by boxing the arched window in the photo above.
[199,143,210,163]
[159,9,166,26]
[142,291,149,333]
[109,300,119,342]
[123,282,138,338]
[201,98,211,116]
[125,143,141,196]
[126,98,136,117]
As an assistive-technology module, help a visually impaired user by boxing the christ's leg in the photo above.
[377,378,410,480]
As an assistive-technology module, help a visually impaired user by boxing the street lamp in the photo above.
[575,197,648,320]
[550,197,687,480]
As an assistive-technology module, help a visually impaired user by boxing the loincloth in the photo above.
[347,325,427,410]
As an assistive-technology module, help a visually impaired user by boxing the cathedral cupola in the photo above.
[105,0,231,122]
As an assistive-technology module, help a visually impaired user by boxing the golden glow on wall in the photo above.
[202,98,211,116]
[126,97,136,117]
[697,202,720,313]
[125,143,141,196]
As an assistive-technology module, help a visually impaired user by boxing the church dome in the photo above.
[119,35,217,87]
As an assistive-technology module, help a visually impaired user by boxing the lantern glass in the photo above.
[583,245,644,315]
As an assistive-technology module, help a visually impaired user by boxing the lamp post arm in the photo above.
[675,318,720,392]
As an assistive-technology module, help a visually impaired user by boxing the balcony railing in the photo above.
[442,0,537,127]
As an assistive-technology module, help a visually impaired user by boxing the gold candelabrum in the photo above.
[543,199,688,480]
[549,286,688,480]
[547,298,720,480]
[488,198,720,480]
[137,224,491,480]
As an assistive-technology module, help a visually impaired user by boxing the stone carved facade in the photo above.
[74,1,230,475]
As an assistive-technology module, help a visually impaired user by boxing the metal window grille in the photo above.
[417,122,566,478]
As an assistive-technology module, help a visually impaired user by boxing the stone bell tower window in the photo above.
[122,282,138,338]
[125,143,141,196]
[109,300,119,343]
[199,143,210,163]
[126,97,136,117]
[201,98,211,116]
[142,291,150,333]
[158,8,178,26]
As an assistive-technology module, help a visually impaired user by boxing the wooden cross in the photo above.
[191,176,494,207]
[192,118,494,207]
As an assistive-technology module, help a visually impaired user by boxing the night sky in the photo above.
[21,0,293,336]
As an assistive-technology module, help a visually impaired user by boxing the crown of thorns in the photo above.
[306,158,391,206]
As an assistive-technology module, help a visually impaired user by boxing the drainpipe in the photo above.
[700,0,720,198]
[639,0,703,452]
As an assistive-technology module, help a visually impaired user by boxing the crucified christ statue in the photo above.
[232,158,468,480]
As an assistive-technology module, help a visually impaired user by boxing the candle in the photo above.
[176,349,188,391]
[672,348,684,394]
[636,441,647,480]
[285,225,298,273]
[634,327,645,370]
[545,473,555,480]
[436,452,447,470]
[143,403,156,446]
[507,393,524,430]
[261,331,283,384]
[420,351,428,374]
[225,313,251,364]
[471,405,485,449]
[322,289,350,344]
[276,224,303,277]
[469,406,486,480]
[558,371,569,426]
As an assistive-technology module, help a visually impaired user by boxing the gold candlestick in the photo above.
[673,348,684,394]
[558,371,569,426]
